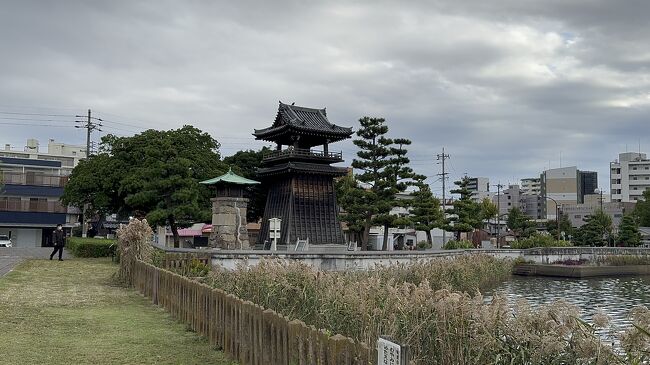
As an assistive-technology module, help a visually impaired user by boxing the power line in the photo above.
[0,116,75,122]
[0,122,75,127]
[0,111,76,117]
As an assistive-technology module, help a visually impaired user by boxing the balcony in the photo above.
[262,148,343,164]
[0,199,67,213]
[1,171,68,187]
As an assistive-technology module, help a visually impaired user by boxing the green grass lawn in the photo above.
[0,258,236,365]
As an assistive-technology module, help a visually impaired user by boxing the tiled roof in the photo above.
[200,168,260,185]
[253,102,353,140]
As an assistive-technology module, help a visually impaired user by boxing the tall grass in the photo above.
[198,255,648,364]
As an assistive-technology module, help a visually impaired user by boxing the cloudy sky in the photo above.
[2,0,649,195]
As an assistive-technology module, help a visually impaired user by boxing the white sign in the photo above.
[377,337,403,365]
[269,218,281,231]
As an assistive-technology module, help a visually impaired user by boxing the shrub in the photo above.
[116,218,153,285]
[66,237,116,258]
[416,240,431,250]
[596,255,650,266]
[510,233,571,249]
[443,239,474,250]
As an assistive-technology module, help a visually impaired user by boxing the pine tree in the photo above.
[410,177,443,246]
[633,190,650,226]
[574,209,612,246]
[507,207,535,239]
[347,117,417,250]
[335,174,367,245]
[617,214,641,247]
[443,177,482,240]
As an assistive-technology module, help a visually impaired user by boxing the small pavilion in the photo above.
[200,168,260,249]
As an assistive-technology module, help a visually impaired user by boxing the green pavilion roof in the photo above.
[199,168,260,185]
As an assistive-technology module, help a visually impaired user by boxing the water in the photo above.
[485,275,650,333]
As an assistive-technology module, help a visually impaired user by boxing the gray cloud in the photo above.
[1,0,650,193]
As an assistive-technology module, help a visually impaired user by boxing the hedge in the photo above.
[66,237,117,258]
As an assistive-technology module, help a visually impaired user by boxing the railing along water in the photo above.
[131,260,372,365]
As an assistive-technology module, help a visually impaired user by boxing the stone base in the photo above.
[209,196,250,250]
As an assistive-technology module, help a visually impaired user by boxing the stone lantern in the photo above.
[200,168,260,249]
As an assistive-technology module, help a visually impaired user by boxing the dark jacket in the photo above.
[52,229,65,247]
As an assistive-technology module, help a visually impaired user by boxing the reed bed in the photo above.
[198,255,649,364]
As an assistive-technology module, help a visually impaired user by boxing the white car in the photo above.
[0,234,12,247]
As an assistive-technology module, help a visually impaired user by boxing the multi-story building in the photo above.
[610,152,650,203]
[521,177,541,196]
[492,184,520,216]
[578,171,598,203]
[465,176,492,202]
[0,139,85,247]
[520,194,544,220]
[562,202,634,230]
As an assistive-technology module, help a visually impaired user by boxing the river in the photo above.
[485,275,650,336]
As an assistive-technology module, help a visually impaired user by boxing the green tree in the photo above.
[617,214,641,246]
[633,190,650,226]
[443,177,482,240]
[545,212,573,240]
[507,207,535,239]
[335,174,367,245]
[479,197,498,222]
[61,153,126,232]
[64,126,227,247]
[222,146,271,223]
[410,177,443,246]
[374,138,419,249]
[349,117,414,250]
[573,209,613,247]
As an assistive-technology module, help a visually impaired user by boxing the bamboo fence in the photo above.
[132,260,374,365]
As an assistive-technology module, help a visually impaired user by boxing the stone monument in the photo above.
[200,168,260,249]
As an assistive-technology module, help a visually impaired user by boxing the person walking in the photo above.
[50,224,65,261]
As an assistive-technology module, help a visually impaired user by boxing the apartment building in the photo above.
[466,176,493,202]
[562,201,634,229]
[610,152,650,203]
[521,177,541,195]
[492,184,520,216]
[0,139,85,247]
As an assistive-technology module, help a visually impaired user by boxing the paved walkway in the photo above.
[0,247,70,276]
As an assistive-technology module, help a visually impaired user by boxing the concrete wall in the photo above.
[155,245,650,271]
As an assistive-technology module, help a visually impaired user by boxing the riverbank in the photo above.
[514,263,650,278]
[0,258,235,365]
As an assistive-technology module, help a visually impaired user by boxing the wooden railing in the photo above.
[132,260,372,365]
[263,148,343,162]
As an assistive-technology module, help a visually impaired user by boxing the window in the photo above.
[614,214,623,218]
[633,167,638,170]
[575,215,581,219]
[508,202,511,206]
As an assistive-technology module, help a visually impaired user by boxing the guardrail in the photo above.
[0,171,68,187]
[131,260,372,365]
[0,199,67,213]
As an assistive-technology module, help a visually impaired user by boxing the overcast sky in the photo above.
[2,0,649,195]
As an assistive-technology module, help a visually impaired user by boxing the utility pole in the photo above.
[75,109,103,158]
[494,183,504,248]
[75,109,103,237]
[437,148,450,245]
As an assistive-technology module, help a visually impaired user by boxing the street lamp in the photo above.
[544,196,562,241]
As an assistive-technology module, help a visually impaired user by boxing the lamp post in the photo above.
[545,196,562,241]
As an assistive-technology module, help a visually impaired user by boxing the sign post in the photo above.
[268,218,281,251]
[377,336,408,365]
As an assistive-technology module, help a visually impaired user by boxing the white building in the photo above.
[466,176,493,202]
[521,177,541,195]
[610,152,650,203]
[0,139,86,247]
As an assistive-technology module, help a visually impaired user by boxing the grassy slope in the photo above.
[0,258,236,365]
